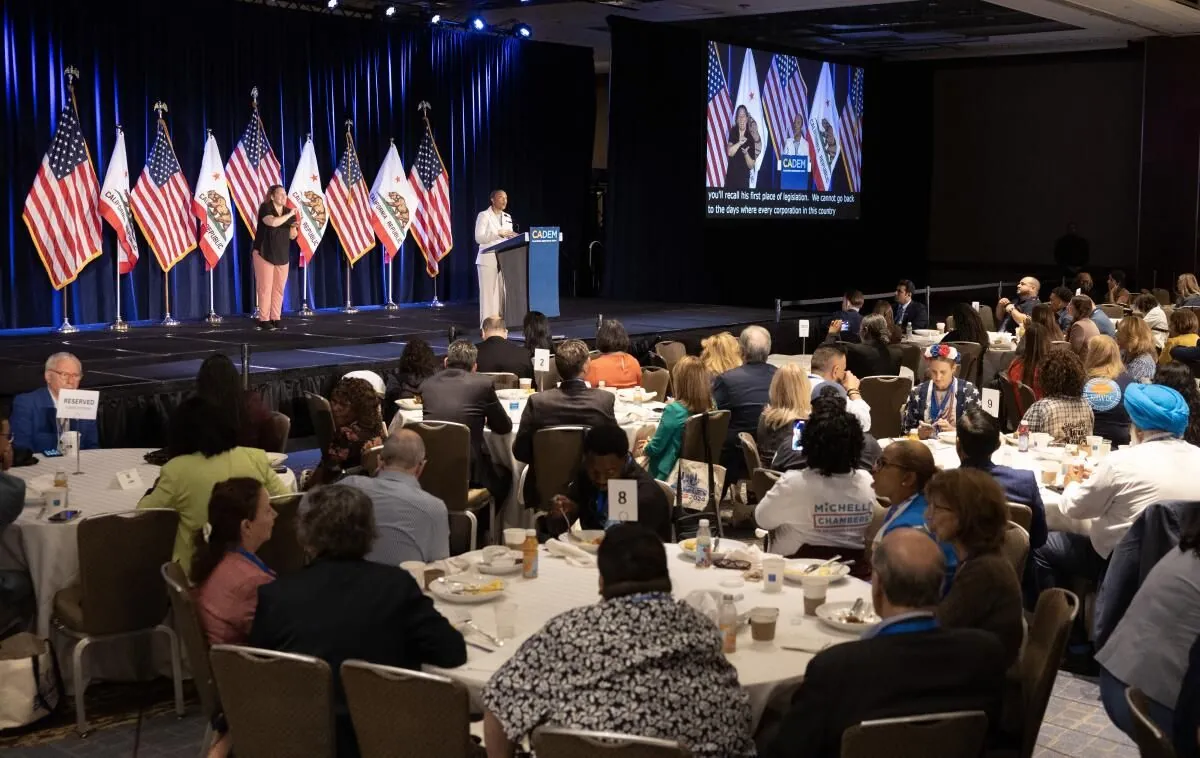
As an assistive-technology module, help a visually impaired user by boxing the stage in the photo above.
[0,298,810,448]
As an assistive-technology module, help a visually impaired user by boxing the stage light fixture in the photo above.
[385,5,395,15]
[470,15,486,30]
[430,13,441,23]
[514,23,532,37]
[326,0,338,8]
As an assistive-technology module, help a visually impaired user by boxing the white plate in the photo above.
[558,530,606,554]
[396,398,423,411]
[496,388,527,400]
[477,561,522,576]
[816,601,881,634]
[429,575,507,604]
[783,559,852,584]
[913,329,941,337]
[936,431,957,445]
[616,388,653,403]
[676,538,746,562]
[266,452,288,467]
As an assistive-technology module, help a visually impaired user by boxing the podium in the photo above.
[492,226,561,326]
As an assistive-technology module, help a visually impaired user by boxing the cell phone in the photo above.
[42,449,63,458]
[792,420,806,451]
[48,509,80,523]
[839,321,849,332]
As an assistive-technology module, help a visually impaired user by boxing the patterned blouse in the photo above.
[481,592,757,758]
[308,421,384,488]
[1020,396,1095,445]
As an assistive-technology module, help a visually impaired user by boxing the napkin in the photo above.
[545,538,596,567]
[779,635,831,654]
[26,475,58,495]
[725,544,765,569]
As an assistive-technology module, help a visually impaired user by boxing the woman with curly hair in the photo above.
[903,344,981,436]
[699,331,742,376]
[306,377,384,489]
[1020,349,1094,444]
[1154,362,1200,447]
[388,338,437,400]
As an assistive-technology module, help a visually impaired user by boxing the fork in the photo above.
[464,620,504,647]
[804,555,843,574]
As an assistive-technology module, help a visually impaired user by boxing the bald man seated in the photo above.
[764,530,1007,758]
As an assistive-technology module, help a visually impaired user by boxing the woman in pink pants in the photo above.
[252,185,297,331]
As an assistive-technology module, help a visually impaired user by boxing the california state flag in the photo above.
[807,62,842,193]
[287,137,328,267]
[99,130,139,274]
[192,134,234,270]
[369,142,420,262]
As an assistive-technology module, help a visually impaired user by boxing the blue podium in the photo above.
[494,226,561,326]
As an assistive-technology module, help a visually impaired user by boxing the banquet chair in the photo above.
[537,359,563,392]
[977,304,997,331]
[738,432,763,499]
[653,479,678,541]
[675,411,731,538]
[1125,687,1178,758]
[305,392,336,454]
[1008,589,1079,758]
[341,660,477,758]
[210,645,335,758]
[258,494,306,576]
[1049,340,1072,352]
[161,562,222,758]
[1100,303,1127,319]
[480,372,520,391]
[1002,523,1030,581]
[862,501,890,571]
[858,376,912,439]
[1016,382,1037,418]
[896,342,923,379]
[362,443,383,476]
[841,711,988,758]
[530,425,589,511]
[998,375,1021,433]
[654,341,687,372]
[641,367,670,402]
[751,468,781,503]
[268,412,291,453]
[52,509,184,736]
[1006,503,1033,532]
[532,727,692,758]
[945,342,983,387]
[408,421,492,548]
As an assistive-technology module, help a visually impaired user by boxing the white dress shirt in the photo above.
[808,375,873,433]
[474,207,513,264]
[755,468,878,556]
[1060,435,1200,557]
[1143,306,1169,350]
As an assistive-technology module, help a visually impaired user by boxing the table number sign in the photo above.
[608,479,638,523]
[532,348,551,374]
[114,469,145,492]
[981,388,1001,418]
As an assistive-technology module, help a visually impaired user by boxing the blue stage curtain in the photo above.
[0,0,594,329]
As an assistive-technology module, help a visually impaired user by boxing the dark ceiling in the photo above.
[679,0,1078,58]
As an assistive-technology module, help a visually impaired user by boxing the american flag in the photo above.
[226,112,282,236]
[763,55,810,162]
[839,67,864,192]
[326,134,375,264]
[22,105,102,290]
[408,126,452,277]
[706,42,733,188]
[131,119,197,272]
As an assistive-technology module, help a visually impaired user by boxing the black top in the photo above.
[418,368,513,492]
[475,336,534,379]
[254,201,293,265]
[546,457,672,541]
[725,124,757,190]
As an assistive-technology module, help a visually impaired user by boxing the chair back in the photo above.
[641,367,670,402]
[532,426,589,509]
[268,412,291,453]
[480,372,520,391]
[258,494,305,576]
[533,727,692,758]
[977,304,996,331]
[1050,340,1073,352]
[680,411,730,464]
[362,444,383,476]
[1019,589,1079,758]
[946,341,983,387]
[738,432,762,478]
[654,341,687,372]
[1016,382,1037,416]
[1101,303,1126,319]
[997,374,1021,433]
[897,343,922,379]
[210,644,335,758]
[862,501,890,570]
[1125,687,1178,758]
[1153,288,1172,307]
[858,376,913,439]
[1003,522,1030,581]
[341,660,474,758]
[840,711,988,758]
[161,562,220,722]
[75,509,179,635]
[1007,502,1033,532]
[305,392,336,453]
[751,468,781,503]
[408,421,472,511]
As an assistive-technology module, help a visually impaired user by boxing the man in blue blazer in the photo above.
[11,352,99,452]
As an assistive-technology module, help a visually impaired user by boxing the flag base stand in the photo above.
[107,319,129,333]
[384,301,399,311]
[161,313,180,327]
[341,304,359,315]
[428,295,445,309]
[297,301,316,318]
[341,259,357,314]
[205,311,223,326]
[55,319,79,335]
[249,306,262,320]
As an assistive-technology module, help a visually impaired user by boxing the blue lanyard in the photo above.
[235,547,275,577]
[928,382,953,421]
[875,616,938,638]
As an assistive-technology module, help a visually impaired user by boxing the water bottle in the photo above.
[695,519,713,569]
[906,321,913,338]
[719,594,738,654]
[1018,421,1030,453]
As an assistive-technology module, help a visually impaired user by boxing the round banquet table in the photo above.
[427,544,872,730]
[0,448,296,686]
[904,333,1019,386]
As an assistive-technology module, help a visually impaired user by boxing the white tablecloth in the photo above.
[428,545,871,729]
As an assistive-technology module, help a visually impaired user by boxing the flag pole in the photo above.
[106,123,130,332]
[297,130,317,318]
[151,100,180,328]
[418,102,445,310]
[340,120,358,315]
[55,65,83,334]
[429,272,443,309]
[385,257,398,310]
[249,87,263,323]
[203,127,223,326]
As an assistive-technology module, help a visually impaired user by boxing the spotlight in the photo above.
[470,15,486,30]
[326,0,337,7]
[385,5,395,15]
[514,22,532,37]
[430,13,441,23]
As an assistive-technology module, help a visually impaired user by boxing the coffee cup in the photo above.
[519,378,533,393]
[749,607,780,642]
[802,584,827,616]
[504,528,527,549]
[936,322,946,333]
[1040,461,1059,486]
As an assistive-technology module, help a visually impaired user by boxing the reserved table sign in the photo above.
[56,389,100,421]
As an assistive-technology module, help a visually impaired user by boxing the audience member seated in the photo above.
[770,388,883,474]
[764,529,1006,758]
[522,310,555,354]
[413,340,512,501]
[1036,384,1200,597]
[1066,296,1101,354]
[333,430,449,565]
[475,315,533,379]
[870,440,957,581]
[903,344,981,437]
[514,340,617,506]
[0,413,33,634]
[11,351,98,453]
[943,302,991,355]
[138,397,288,567]
[713,325,777,481]
[826,314,898,378]
[196,353,282,452]
[1049,286,1075,333]
[546,425,671,541]
[1008,322,1050,413]
[755,392,876,569]
[828,289,865,342]
[250,484,467,758]
[1106,269,1131,305]
[808,345,872,432]
[584,319,642,389]
[384,338,437,423]
[1163,307,1200,365]
[1096,516,1200,743]
[192,478,277,645]
[1133,292,1169,350]
[1029,302,1065,342]
[482,523,756,758]
[638,356,711,481]
[1177,273,1200,308]
[1172,636,1200,758]
[755,364,812,462]
[1091,297,1118,338]
[1116,314,1157,382]
[1075,271,1095,298]
[956,408,1047,603]
[893,279,929,331]
[307,377,385,489]
[1154,362,1200,447]
[1020,349,1093,445]
[700,331,742,376]
[996,276,1040,333]
[1082,336,1134,447]
[870,300,903,344]
[925,469,1025,668]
